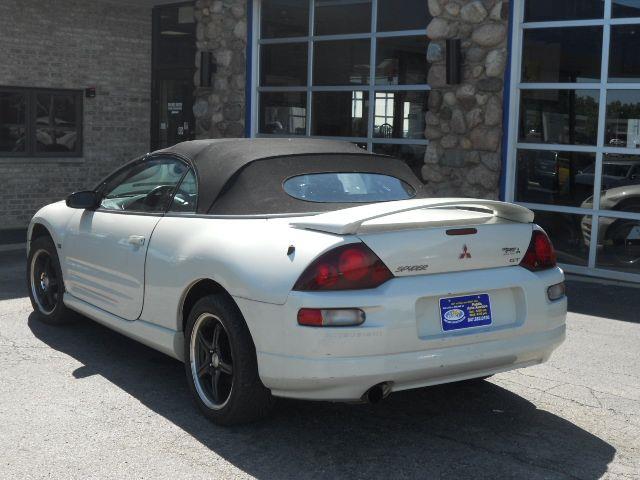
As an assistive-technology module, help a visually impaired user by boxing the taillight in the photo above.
[293,243,393,291]
[520,230,557,271]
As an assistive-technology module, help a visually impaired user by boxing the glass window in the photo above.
[315,0,371,35]
[377,0,431,32]
[100,158,187,213]
[612,0,640,18]
[155,4,196,69]
[596,216,640,273]
[283,172,416,203]
[515,150,596,207]
[372,143,426,179]
[0,91,26,153]
[0,88,82,157]
[313,39,370,86]
[522,27,602,83]
[261,0,309,38]
[597,154,640,213]
[519,90,599,145]
[373,91,427,139]
[375,36,428,85]
[532,210,590,266]
[170,169,198,213]
[260,43,308,86]
[35,93,79,154]
[259,92,307,135]
[605,90,640,149]
[609,25,640,83]
[524,0,603,22]
[312,91,369,137]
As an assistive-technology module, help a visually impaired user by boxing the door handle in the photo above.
[128,235,146,247]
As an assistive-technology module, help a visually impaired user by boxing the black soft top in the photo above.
[156,138,423,215]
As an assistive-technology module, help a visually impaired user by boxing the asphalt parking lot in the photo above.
[0,251,638,479]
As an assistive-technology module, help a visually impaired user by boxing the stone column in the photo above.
[423,0,509,199]
[193,0,248,138]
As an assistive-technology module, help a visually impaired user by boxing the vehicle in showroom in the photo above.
[27,138,567,425]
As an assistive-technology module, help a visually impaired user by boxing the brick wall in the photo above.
[0,0,152,231]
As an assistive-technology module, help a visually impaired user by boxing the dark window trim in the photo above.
[0,85,83,158]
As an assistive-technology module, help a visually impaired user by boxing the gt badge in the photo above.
[459,244,471,259]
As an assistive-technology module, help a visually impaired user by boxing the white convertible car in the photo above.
[27,139,567,424]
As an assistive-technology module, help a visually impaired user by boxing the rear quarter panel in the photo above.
[141,216,349,331]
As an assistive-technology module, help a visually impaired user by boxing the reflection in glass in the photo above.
[377,0,431,31]
[313,39,370,85]
[533,210,590,266]
[609,26,640,83]
[259,92,307,135]
[261,0,309,38]
[596,216,640,273]
[312,91,369,137]
[612,0,640,18]
[519,90,599,145]
[260,43,308,86]
[516,150,595,207]
[315,0,371,35]
[606,90,640,148]
[594,154,640,212]
[373,143,426,179]
[522,27,602,83]
[373,91,427,139]
[0,92,26,153]
[35,93,78,153]
[524,0,603,22]
[376,36,428,85]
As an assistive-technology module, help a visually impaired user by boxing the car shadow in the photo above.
[567,279,640,323]
[0,251,27,301]
[28,313,615,479]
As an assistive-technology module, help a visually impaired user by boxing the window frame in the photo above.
[250,0,430,152]
[0,86,83,158]
[96,154,191,215]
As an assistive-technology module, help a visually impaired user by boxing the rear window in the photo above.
[283,172,416,203]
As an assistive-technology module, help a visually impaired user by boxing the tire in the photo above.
[27,236,77,325]
[184,294,274,425]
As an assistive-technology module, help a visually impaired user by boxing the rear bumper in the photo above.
[235,266,567,401]
[257,324,565,401]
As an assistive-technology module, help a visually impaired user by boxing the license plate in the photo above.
[439,293,492,332]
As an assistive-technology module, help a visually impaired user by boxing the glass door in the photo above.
[151,2,196,150]
[155,72,195,149]
[506,0,640,282]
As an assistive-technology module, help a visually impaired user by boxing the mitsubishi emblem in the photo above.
[459,244,471,259]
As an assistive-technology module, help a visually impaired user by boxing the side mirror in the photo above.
[66,191,100,209]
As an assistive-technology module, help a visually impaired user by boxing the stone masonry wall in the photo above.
[193,0,247,139]
[0,0,152,232]
[423,0,509,199]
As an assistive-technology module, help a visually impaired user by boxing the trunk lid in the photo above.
[290,199,534,276]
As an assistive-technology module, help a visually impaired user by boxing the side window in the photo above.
[169,169,198,213]
[100,157,188,213]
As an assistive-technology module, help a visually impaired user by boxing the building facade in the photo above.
[2,0,640,282]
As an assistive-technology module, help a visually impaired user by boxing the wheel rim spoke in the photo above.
[219,359,233,375]
[197,361,209,378]
[212,323,222,351]
[211,369,222,403]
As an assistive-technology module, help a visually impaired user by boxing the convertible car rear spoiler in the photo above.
[290,198,535,235]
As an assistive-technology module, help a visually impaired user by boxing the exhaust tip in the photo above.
[362,382,392,404]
